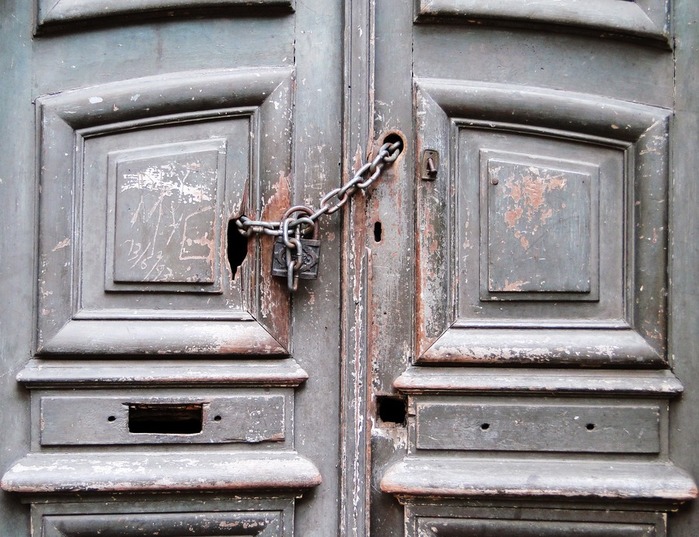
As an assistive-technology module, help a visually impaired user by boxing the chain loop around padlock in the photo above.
[236,139,402,291]
[285,235,302,292]
[281,207,312,291]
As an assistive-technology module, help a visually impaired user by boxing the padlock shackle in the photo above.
[281,205,318,239]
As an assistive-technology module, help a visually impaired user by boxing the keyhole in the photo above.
[227,218,249,281]
[374,221,382,243]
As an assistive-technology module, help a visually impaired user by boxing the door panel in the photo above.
[371,0,696,535]
[36,68,293,355]
[413,80,669,365]
[1,0,342,535]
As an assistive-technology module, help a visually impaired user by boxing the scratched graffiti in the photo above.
[486,159,592,294]
[113,151,219,285]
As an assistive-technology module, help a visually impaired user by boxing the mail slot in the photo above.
[39,392,287,446]
[128,403,204,435]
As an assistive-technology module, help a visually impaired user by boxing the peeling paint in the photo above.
[51,238,70,252]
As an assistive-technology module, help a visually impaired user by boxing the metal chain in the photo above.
[235,140,402,238]
[234,139,402,291]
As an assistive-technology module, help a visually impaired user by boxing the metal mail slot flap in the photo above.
[415,400,660,453]
[40,394,285,446]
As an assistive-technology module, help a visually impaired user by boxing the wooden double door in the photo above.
[1,0,699,535]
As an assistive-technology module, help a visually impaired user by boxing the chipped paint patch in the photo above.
[51,238,70,252]
[486,158,593,295]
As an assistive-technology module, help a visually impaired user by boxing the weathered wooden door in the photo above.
[2,0,699,535]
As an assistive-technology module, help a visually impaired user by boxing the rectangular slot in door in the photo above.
[128,403,203,435]
[39,394,287,445]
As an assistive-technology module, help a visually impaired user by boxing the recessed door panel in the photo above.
[483,154,597,298]
[414,80,670,366]
[36,69,294,355]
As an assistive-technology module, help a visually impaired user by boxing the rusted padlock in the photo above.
[271,209,320,281]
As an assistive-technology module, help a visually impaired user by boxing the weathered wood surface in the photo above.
[40,394,287,445]
[414,78,671,365]
[381,458,697,505]
[17,358,308,388]
[415,401,660,453]
[1,0,341,533]
[406,505,666,537]
[394,367,684,396]
[36,0,294,30]
[35,68,295,356]
[667,0,699,534]
[418,328,664,366]
[414,0,669,44]
[2,0,699,533]
[416,517,656,537]
[42,511,284,537]
[2,452,321,494]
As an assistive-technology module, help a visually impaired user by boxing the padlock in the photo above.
[271,210,321,281]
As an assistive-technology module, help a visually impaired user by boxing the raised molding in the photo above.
[1,451,322,494]
[393,367,684,397]
[36,0,294,31]
[17,358,308,388]
[381,458,697,506]
[419,328,664,367]
[36,68,294,355]
[415,0,670,46]
[30,498,297,537]
[415,78,671,366]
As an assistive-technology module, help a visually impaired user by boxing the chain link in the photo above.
[236,140,402,236]
[236,139,402,290]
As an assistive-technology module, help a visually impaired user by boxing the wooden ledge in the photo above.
[394,367,683,397]
[381,458,697,507]
[17,358,308,388]
[1,451,321,495]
